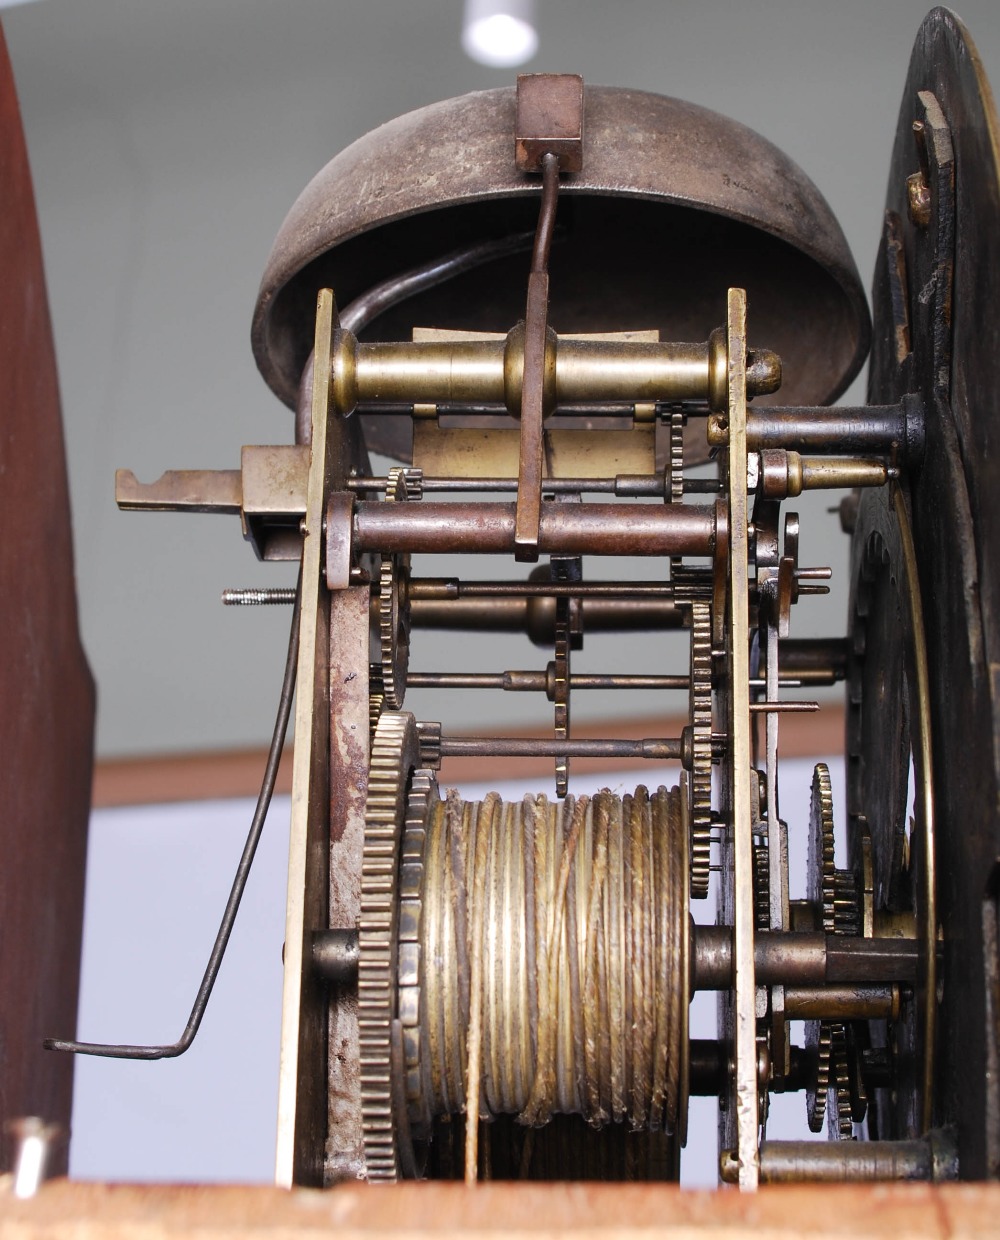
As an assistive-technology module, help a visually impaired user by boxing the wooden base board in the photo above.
[0,1180,997,1238]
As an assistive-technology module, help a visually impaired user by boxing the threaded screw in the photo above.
[222,587,297,606]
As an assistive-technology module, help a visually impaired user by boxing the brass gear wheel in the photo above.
[804,762,854,1139]
[805,1019,834,1133]
[752,843,771,932]
[668,409,685,503]
[359,710,420,1181]
[808,762,837,934]
[397,767,437,1156]
[368,662,385,740]
[687,601,713,898]
[552,606,571,797]
[827,1025,855,1140]
[548,555,580,798]
[378,468,413,709]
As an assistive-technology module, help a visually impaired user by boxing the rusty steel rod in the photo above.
[728,1131,957,1184]
[748,701,817,714]
[351,475,632,493]
[350,402,696,417]
[406,671,691,691]
[349,473,719,493]
[348,475,723,496]
[354,500,717,557]
[406,596,687,642]
[408,578,678,599]
[687,1041,813,1097]
[778,637,848,684]
[692,927,919,990]
[783,985,898,1021]
[743,399,923,460]
[439,735,682,760]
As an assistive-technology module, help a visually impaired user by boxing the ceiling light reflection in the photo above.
[462,0,539,69]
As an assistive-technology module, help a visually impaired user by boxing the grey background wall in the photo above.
[5,0,1000,759]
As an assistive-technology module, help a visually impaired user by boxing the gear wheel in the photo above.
[552,624,570,797]
[687,601,713,898]
[804,762,855,1139]
[805,1020,833,1133]
[808,763,837,933]
[369,662,385,740]
[359,710,420,1181]
[833,870,861,937]
[548,556,581,798]
[827,1025,855,1140]
[752,844,771,932]
[397,768,437,1153]
[378,468,413,709]
[668,409,685,503]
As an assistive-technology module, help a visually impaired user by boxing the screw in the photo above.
[719,1148,740,1184]
[6,1118,61,1198]
[221,588,297,606]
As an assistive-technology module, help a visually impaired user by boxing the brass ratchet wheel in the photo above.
[359,712,691,1182]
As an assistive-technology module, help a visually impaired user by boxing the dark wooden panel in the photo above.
[0,22,95,1173]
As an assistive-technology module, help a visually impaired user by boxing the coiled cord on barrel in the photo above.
[409,784,689,1165]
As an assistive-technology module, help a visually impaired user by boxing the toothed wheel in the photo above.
[687,602,713,898]
[753,844,770,932]
[833,870,861,937]
[369,663,385,740]
[669,409,685,503]
[806,1018,833,1133]
[552,624,570,797]
[359,710,420,1181]
[378,468,412,709]
[827,1025,855,1140]
[808,763,837,933]
[397,767,437,1154]
[548,557,580,799]
[804,763,855,1140]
